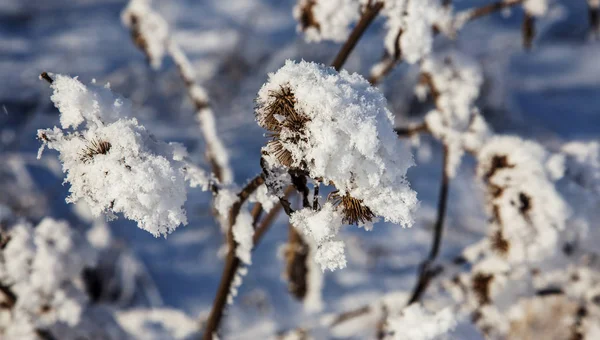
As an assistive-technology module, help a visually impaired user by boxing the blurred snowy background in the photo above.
[0,0,599,338]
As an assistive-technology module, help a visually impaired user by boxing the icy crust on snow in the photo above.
[256,60,418,227]
[382,0,453,64]
[38,75,188,237]
[293,0,360,43]
[420,51,490,177]
[121,0,169,69]
[0,219,96,337]
[476,136,569,264]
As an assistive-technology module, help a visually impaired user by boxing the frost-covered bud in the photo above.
[255,60,418,228]
[38,75,188,237]
[293,0,360,43]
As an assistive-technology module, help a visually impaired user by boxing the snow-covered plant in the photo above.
[37,75,188,237]
[255,60,418,270]
[293,0,360,43]
[419,51,490,177]
[476,135,568,264]
[121,0,169,69]
[0,218,127,339]
[381,0,453,63]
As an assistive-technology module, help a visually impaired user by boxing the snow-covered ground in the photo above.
[1,0,599,338]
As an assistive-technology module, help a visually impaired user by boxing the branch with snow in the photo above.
[123,0,233,185]
[38,74,190,237]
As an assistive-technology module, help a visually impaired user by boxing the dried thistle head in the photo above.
[257,85,308,133]
[256,85,310,169]
[332,192,375,225]
[80,139,111,163]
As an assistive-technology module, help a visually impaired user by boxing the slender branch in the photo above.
[463,0,524,22]
[203,175,264,339]
[394,123,429,137]
[369,0,525,85]
[407,145,450,305]
[331,2,384,71]
[40,72,54,84]
[253,186,295,247]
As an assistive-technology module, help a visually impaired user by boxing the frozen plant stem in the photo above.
[203,175,265,340]
[407,145,450,305]
[331,1,384,71]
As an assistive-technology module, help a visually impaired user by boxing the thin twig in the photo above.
[331,1,384,71]
[253,186,295,247]
[40,72,54,84]
[407,145,450,304]
[203,175,265,339]
[394,123,429,137]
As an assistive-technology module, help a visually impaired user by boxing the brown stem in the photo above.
[40,72,54,84]
[407,144,450,304]
[394,123,429,137]
[331,2,384,71]
[253,186,295,246]
[522,12,535,50]
[203,175,265,339]
[464,0,524,22]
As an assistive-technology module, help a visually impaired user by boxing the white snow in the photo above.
[256,60,418,227]
[383,304,457,340]
[293,0,360,43]
[38,75,188,237]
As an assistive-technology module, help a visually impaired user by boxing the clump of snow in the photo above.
[0,219,99,337]
[476,135,569,264]
[232,209,254,265]
[383,304,457,340]
[524,0,549,17]
[290,202,346,271]
[420,51,490,177]
[122,0,169,69]
[249,184,279,213]
[38,74,188,237]
[293,0,360,43]
[256,60,418,227]
[382,0,453,63]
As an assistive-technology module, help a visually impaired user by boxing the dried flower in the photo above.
[80,139,111,163]
[332,191,375,225]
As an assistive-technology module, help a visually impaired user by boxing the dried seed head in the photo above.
[266,140,294,168]
[80,139,111,163]
[257,86,308,133]
[332,192,375,225]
